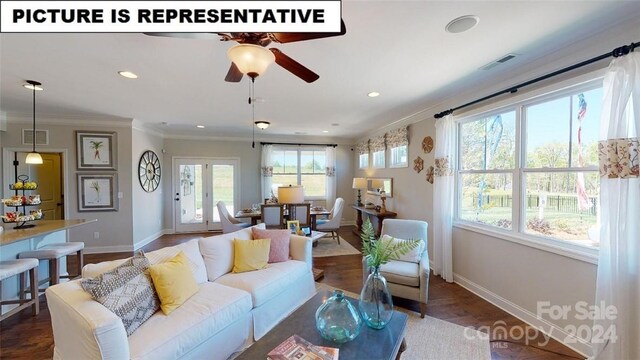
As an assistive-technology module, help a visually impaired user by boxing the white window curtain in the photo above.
[432,114,455,283]
[592,51,640,360]
[325,146,337,209]
[261,144,274,201]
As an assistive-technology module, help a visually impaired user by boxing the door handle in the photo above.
[56,203,63,206]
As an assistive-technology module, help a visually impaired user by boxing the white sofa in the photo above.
[45,224,316,360]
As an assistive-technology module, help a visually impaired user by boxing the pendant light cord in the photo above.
[251,78,256,148]
[32,84,36,152]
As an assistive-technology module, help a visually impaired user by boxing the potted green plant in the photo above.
[359,218,421,329]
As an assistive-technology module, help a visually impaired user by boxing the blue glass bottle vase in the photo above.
[359,266,393,329]
[315,290,362,343]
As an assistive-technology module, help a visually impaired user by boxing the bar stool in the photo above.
[0,259,39,321]
[18,242,84,291]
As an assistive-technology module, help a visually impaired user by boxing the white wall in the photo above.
[0,116,134,253]
[132,126,164,248]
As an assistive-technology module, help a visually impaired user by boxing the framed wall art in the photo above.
[76,131,117,170]
[77,174,118,212]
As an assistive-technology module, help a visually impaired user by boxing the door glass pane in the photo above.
[179,165,203,224]
[212,164,235,222]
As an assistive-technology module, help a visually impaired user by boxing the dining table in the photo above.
[235,207,331,229]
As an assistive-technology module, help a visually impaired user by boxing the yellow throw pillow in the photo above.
[233,238,271,273]
[148,251,199,315]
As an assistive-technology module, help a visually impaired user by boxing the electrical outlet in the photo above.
[94,231,100,239]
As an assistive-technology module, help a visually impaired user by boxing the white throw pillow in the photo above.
[145,239,208,284]
[380,234,424,263]
[199,226,253,281]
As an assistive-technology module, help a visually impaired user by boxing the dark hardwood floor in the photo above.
[0,226,583,360]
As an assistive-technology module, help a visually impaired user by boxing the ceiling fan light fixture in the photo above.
[255,121,270,130]
[227,44,275,78]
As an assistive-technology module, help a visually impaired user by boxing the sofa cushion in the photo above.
[128,282,252,360]
[80,251,160,336]
[199,227,254,281]
[251,228,291,263]
[380,260,420,287]
[215,260,308,307]
[381,234,425,263]
[82,239,208,284]
[148,252,199,315]
[233,238,270,273]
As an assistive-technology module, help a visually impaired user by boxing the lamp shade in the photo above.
[370,179,384,190]
[25,152,43,164]
[227,44,275,77]
[278,185,305,204]
[352,177,367,189]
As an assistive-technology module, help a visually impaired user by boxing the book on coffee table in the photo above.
[267,335,338,360]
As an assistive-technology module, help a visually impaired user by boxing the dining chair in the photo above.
[217,201,251,233]
[316,197,345,244]
[288,203,311,228]
[261,204,285,229]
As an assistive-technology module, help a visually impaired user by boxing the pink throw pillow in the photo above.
[251,228,291,263]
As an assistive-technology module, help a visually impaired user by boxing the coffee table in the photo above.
[234,290,408,360]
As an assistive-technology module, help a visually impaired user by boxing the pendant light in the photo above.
[250,79,270,148]
[25,80,43,164]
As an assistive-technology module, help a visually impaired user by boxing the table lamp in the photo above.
[370,179,384,193]
[352,177,367,206]
[278,185,305,204]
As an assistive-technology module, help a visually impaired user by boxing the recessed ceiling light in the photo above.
[196,125,205,129]
[367,92,380,98]
[445,15,479,34]
[118,71,138,79]
[23,83,43,91]
[322,130,329,133]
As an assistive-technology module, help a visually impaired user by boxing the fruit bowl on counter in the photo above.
[2,195,41,206]
[2,209,44,223]
[9,181,37,190]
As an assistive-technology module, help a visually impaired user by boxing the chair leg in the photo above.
[420,303,427,318]
[19,272,27,301]
[76,249,84,278]
[29,267,39,316]
[49,258,60,286]
[335,231,340,244]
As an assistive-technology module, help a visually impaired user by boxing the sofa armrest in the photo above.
[289,234,312,269]
[46,280,130,360]
[419,253,430,303]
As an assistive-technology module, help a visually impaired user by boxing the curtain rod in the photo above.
[260,142,338,147]
[434,41,638,119]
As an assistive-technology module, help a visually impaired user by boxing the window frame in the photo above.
[388,144,408,168]
[453,74,603,263]
[271,146,327,200]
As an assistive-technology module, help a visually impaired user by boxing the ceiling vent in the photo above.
[479,53,518,70]
[22,129,49,146]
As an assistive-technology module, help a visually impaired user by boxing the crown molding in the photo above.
[6,113,133,128]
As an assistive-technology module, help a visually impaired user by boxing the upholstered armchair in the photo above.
[362,219,430,318]
[316,197,345,243]
[217,201,251,233]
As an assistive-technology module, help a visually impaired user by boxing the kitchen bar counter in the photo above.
[0,219,97,246]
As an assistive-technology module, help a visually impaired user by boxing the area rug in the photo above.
[312,236,361,257]
[316,284,491,360]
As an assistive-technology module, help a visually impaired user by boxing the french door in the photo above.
[174,158,240,232]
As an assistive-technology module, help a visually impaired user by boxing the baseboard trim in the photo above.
[84,245,133,254]
[453,273,592,357]
[133,229,168,251]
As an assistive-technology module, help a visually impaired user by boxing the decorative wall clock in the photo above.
[413,156,424,173]
[422,136,434,153]
[426,166,434,184]
[138,150,161,192]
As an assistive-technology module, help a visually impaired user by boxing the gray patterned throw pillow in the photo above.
[81,251,160,336]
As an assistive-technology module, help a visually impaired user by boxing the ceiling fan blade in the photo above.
[270,48,319,83]
[225,63,243,82]
[270,19,346,43]
[143,32,220,40]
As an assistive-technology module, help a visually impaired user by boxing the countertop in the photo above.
[0,219,97,246]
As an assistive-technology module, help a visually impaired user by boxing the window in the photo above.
[359,153,369,169]
[457,82,601,247]
[272,148,326,198]
[389,145,408,167]
[372,150,385,168]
